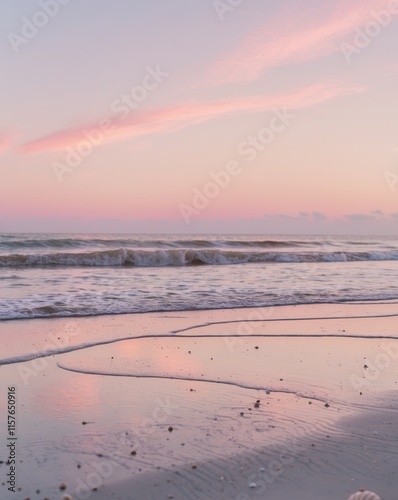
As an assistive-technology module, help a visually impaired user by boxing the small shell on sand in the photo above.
[347,491,381,500]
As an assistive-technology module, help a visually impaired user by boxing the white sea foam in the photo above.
[1,234,397,320]
[1,248,398,267]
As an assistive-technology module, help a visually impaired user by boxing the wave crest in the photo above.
[0,248,398,268]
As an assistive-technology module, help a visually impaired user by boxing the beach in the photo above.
[1,301,397,500]
[3,0,398,495]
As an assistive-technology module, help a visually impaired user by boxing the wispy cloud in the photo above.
[209,0,393,84]
[345,213,375,221]
[274,210,394,224]
[20,82,365,154]
[271,212,329,221]
[312,211,327,220]
[0,132,14,153]
[344,211,390,222]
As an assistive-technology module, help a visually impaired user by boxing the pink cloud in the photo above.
[209,0,394,84]
[0,132,14,153]
[20,82,365,154]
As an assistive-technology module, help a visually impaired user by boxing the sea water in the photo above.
[0,233,397,320]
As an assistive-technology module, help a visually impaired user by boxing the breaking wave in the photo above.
[1,248,398,268]
[0,236,328,250]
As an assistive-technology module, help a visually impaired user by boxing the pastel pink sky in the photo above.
[20,83,365,154]
[1,0,397,234]
[0,133,14,153]
[209,0,394,83]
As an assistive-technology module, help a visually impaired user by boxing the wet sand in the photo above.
[0,302,397,499]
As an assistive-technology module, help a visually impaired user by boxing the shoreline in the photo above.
[1,296,398,323]
[0,301,397,499]
[1,301,398,367]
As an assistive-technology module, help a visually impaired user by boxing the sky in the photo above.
[0,0,397,234]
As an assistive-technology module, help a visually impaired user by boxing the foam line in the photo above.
[1,330,397,366]
[56,363,328,404]
[172,313,398,334]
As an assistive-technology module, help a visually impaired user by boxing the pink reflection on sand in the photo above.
[32,370,100,417]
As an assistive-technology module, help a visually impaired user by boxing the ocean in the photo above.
[0,233,398,320]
